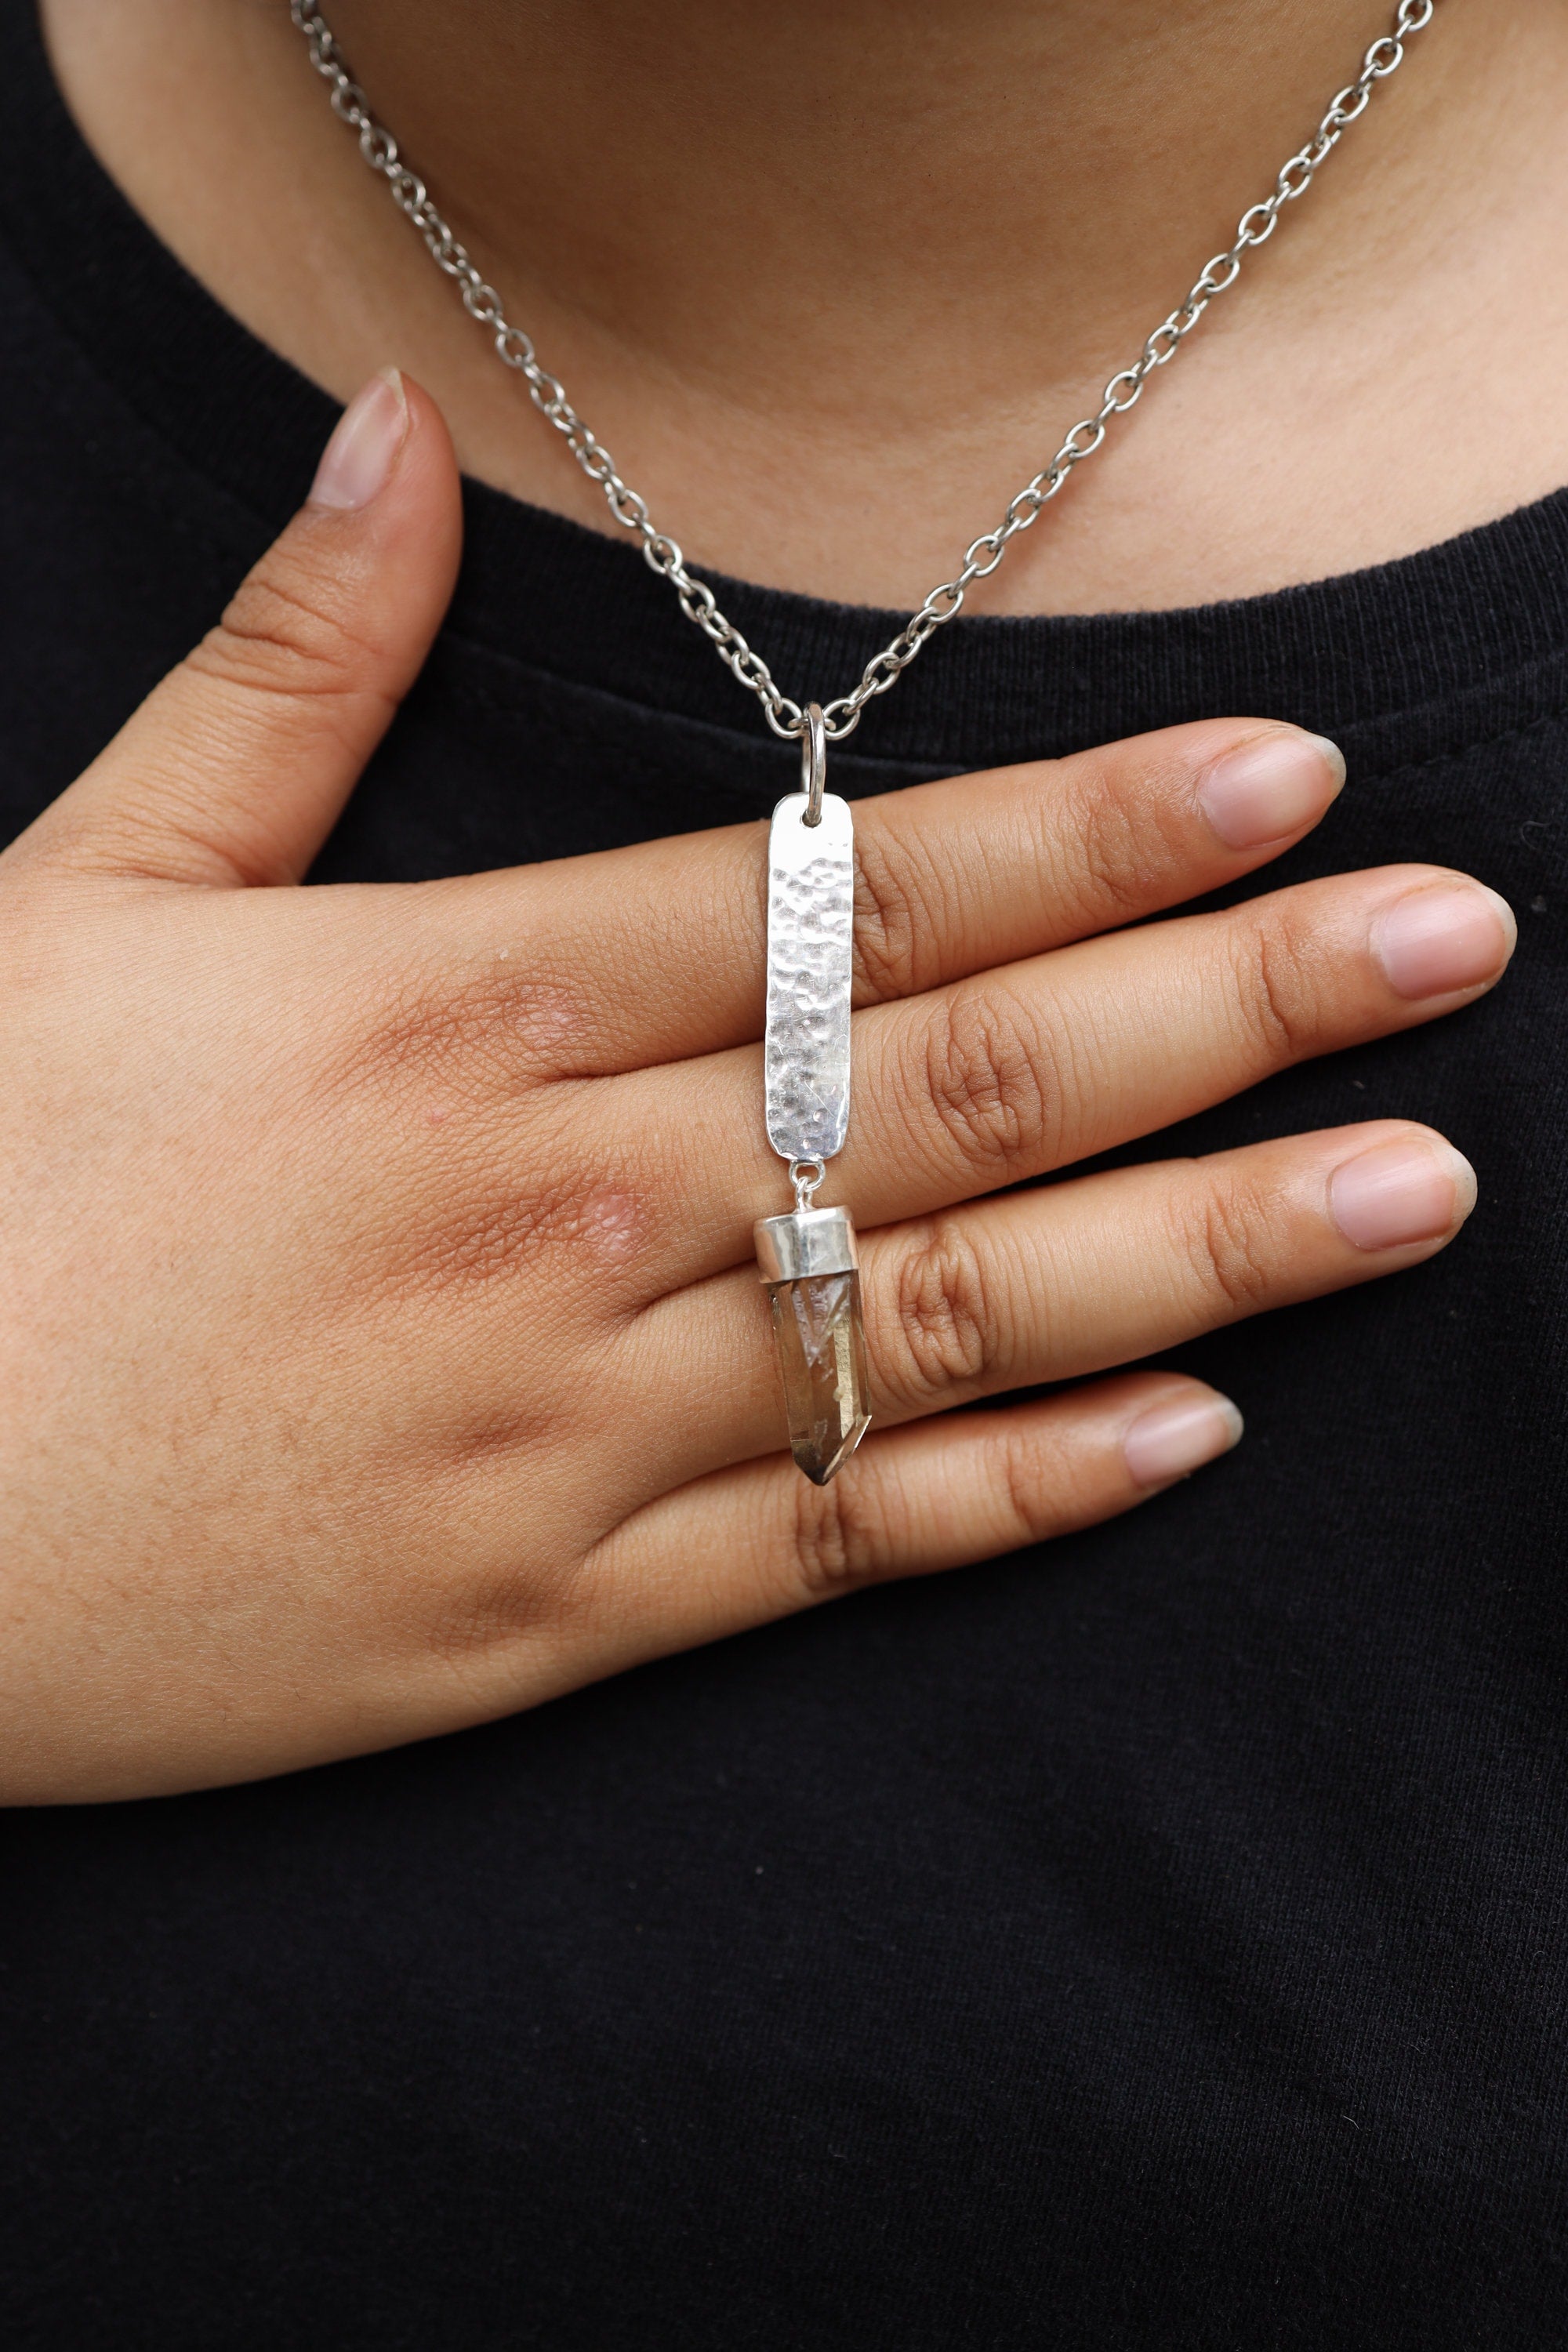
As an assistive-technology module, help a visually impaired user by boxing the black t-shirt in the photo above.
[3,6,1566,2346]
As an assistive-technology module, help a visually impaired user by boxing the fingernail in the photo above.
[1123,1393,1244,1490]
[1373,881,1515,1000]
[1329,1135,1476,1252]
[309,368,408,511]
[1197,730,1345,849]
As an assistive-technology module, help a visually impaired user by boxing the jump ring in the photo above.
[789,1157,826,1210]
[800,703,827,828]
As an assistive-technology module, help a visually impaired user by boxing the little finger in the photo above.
[544,1374,1243,1693]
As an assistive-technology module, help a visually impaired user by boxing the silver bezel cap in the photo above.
[753,1204,859,1284]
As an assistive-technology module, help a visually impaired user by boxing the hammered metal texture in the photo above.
[764,792,855,1163]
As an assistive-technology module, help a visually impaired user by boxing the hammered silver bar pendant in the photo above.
[753,709,871,1485]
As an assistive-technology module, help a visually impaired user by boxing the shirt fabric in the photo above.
[2,5,1566,2345]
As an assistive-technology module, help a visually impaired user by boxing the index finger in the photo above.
[437,718,1345,1078]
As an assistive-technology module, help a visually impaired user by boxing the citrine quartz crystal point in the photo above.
[765,1269,872,1486]
[755,1192,869,1484]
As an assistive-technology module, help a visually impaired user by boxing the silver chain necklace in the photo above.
[293,0,1433,750]
[292,0,1438,1482]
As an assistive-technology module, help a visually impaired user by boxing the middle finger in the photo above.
[608,859,1514,1294]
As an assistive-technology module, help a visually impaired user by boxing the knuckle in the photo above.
[1230,908,1323,1066]
[373,1167,644,1308]
[426,1544,581,1668]
[1064,771,1164,929]
[923,984,1055,1178]
[1187,1173,1279,1316]
[988,1420,1072,1547]
[187,554,389,710]
[313,962,646,1304]
[390,1172,585,1293]
[877,1218,1001,1406]
[354,948,583,1096]
[851,828,942,1001]
[786,1464,891,1599]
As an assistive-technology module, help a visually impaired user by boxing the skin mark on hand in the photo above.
[576,1186,643,1265]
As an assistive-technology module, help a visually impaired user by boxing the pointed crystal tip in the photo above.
[765,1269,872,1484]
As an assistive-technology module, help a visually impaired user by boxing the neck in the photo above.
[324,0,1443,415]
[41,0,1568,612]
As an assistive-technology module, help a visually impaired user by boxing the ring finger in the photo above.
[618,1118,1475,1490]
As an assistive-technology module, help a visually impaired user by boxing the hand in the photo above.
[0,372,1515,1803]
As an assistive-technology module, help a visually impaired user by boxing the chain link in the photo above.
[291,0,1436,745]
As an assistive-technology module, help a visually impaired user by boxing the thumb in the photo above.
[11,369,463,888]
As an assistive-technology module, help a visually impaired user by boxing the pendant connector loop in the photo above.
[789,1156,826,1213]
[800,703,827,828]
